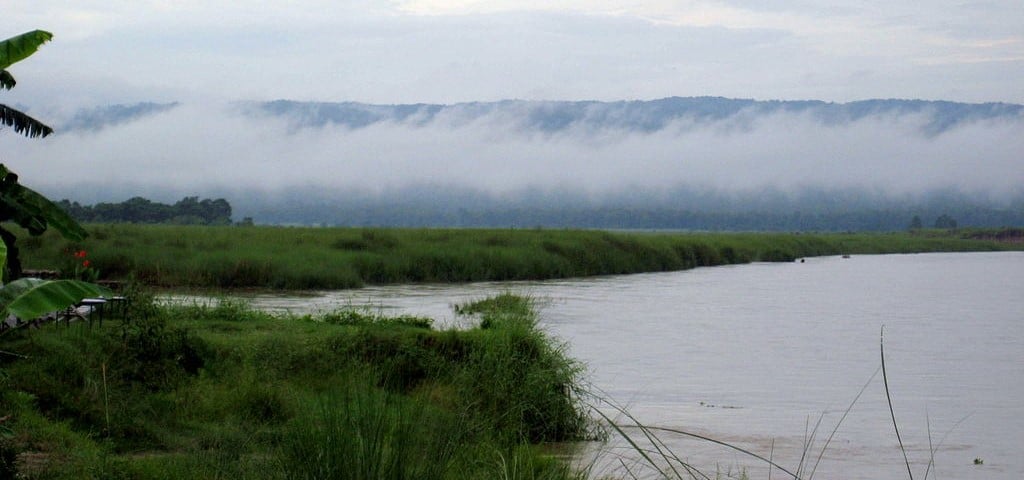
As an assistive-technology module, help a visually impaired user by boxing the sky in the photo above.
[4,0,1023,108]
[2,1,1023,206]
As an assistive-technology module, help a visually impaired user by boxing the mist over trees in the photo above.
[50,186,1024,231]
[225,185,1024,231]
[32,96,1024,232]
[58,196,232,225]
[249,97,1023,136]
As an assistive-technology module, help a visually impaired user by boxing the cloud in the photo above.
[6,101,1022,205]
[4,1,1022,108]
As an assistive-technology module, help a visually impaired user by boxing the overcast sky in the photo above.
[4,1,1023,109]
[3,2,1023,205]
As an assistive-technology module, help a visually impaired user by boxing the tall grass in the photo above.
[0,292,591,479]
[16,224,1019,289]
[278,380,459,480]
[453,294,588,443]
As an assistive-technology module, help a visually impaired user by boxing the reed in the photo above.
[16,224,1018,290]
[586,331,966,480]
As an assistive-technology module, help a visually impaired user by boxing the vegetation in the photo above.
[14,224,1023,289]
[232,184,1024,231]
[1,30,90,280]
[57,197,233,226]
[0,293,589,479]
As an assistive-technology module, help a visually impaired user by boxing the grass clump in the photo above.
[0,292,590,479]
[317,309,433,329]
[278,381,458,480]
[455,292,534,318]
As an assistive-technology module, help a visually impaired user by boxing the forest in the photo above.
[57,196,233,225]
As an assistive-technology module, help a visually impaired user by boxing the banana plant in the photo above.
[0,239,108,330]
[1,30,88,280]
[1,30,53,138]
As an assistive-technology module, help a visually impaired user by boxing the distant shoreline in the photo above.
[18,225,1022,290]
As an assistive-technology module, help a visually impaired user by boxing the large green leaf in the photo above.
[15,184,87,240]
[0,164,87,240]
[0,30,53,70]
[0,104,53,138]
[1,278,110,320]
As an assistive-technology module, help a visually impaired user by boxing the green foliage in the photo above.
[456,292,534,318]
[1,29,92,281]
[0,241,107,326]
[57,196,233,225]
[0,277,108,320]
[934,213,958,229]
[317,309,433,329]
[278,382,459,480]
[116,313,210,390]
[909,215,923,230]
[0,30,53,71]
[0,166,87,241]
[0,30,54,139]
[20,225,1016,290]
[0,293,589,479]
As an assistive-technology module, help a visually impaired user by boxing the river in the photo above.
[176,251,1024,479]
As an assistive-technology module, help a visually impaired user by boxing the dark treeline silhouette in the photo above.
[231,186,1024,231]
[58,196,232,225]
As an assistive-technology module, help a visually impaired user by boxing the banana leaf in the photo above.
[0,165,86,240]
[1,278,110,321]
[0,30,53,70]
[0,104,53,138]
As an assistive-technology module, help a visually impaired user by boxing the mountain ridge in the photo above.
[56,96,1024,135]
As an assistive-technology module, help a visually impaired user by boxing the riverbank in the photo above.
[17,224,1022,289]
[0,293,591,479]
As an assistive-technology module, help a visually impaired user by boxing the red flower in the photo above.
[82,260,91,268]
[75,250,87,258]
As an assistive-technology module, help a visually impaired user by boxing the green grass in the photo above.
[0,293,589,479]
[16,224,1022,290]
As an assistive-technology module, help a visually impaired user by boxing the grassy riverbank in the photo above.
[0,293,590,479]
[17,225,1022,289]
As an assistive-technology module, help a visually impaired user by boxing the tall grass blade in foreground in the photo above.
[806,367,880,479]
[881,326,914,480]
[591,395,799,480]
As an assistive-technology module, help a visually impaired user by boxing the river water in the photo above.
[179,251,1024,479]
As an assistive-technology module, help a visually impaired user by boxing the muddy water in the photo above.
[175,251,1024,479]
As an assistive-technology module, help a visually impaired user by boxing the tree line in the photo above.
[57,196,233,225]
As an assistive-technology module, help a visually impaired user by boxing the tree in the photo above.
[934,214,958,229]
[1,30,88,280]
[909,215,923,230]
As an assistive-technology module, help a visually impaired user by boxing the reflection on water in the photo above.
[168,252,1024,479]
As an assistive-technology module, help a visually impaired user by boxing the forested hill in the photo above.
[57,197,232,225]
[251,97,1023,135]
[55,97,1023,135]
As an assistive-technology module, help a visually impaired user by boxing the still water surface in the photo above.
[185,252,1024,479]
